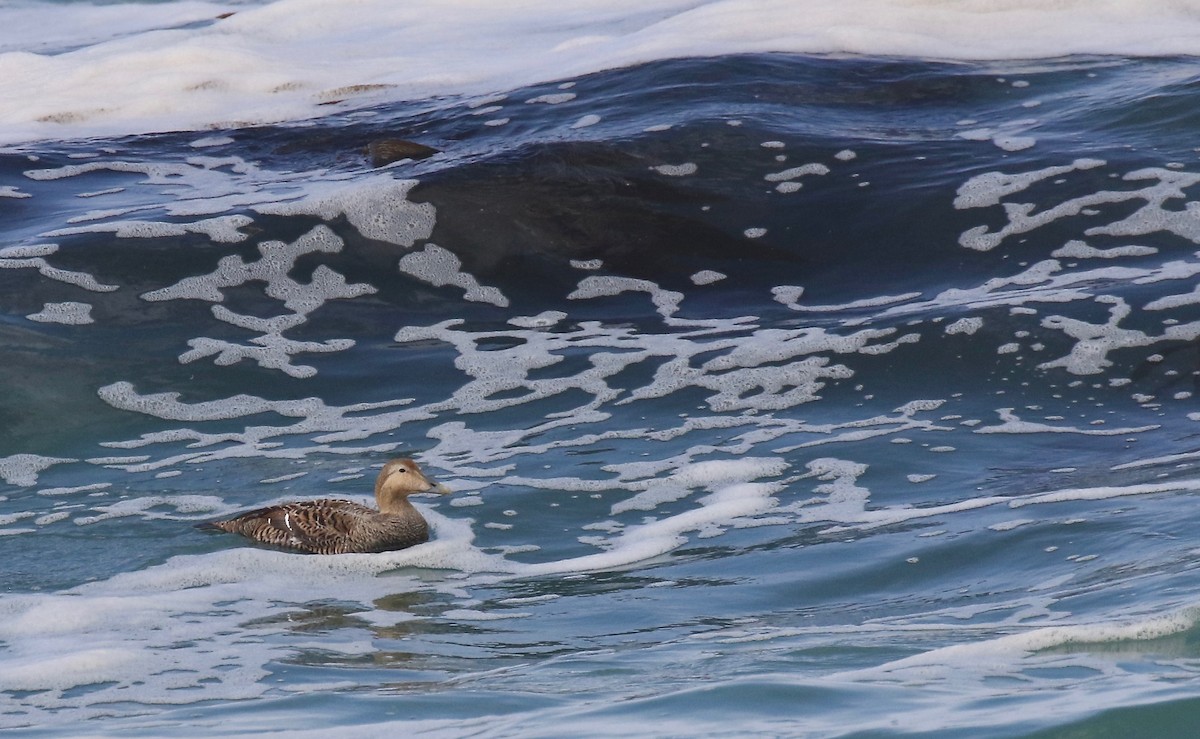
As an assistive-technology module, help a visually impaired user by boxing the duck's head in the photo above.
[374,458,450,512]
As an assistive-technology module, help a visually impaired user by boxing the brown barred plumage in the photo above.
[197,458,450,554]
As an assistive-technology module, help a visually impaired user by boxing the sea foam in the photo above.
[3,0,1200,144]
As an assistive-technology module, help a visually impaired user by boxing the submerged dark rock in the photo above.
[368,139,440,167]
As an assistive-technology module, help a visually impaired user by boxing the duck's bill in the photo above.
[428,483,452,495]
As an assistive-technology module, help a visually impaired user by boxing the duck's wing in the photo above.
[203,499,375,554]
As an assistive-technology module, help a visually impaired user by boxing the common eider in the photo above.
[198,458,450,554]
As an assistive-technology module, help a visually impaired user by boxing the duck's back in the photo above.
[203,498,429,554]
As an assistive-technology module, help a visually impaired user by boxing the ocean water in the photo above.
[6,1,1200,736]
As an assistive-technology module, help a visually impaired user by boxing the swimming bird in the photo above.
[198,458,450,554]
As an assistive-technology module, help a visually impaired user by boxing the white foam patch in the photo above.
[86,455,149,466]
[651,162,698,176]
[690,269,726,285]
[571,113,602,129]
[0,185,30,198]
[0,511,36,527]
[988,518,1034,531]
[792,458,873,520]
[508,311,567,328]
[995,135,1035,151]
[189,134,235,148]
[568,275,683,319]
[764,163,829,183]
[526,92,576,105]
[0,454,76,487]
[25,301,94,325]
[398,244,510,307]
[33,511,70,526]
[0,244,57,258]
[944,317,982,335]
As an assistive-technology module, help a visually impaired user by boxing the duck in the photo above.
[198,458,450,554]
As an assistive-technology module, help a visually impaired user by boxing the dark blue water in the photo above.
[5,54,1200,736]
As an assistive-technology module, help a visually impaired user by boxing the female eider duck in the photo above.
[199,458,450,554]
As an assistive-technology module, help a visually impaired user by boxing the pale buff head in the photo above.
[374,458,450,512]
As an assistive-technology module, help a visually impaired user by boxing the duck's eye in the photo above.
[398,468,408,474]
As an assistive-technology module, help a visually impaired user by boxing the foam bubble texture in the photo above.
[399,244,509,307]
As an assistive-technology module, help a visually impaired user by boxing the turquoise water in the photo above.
[5,50,1200,736]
